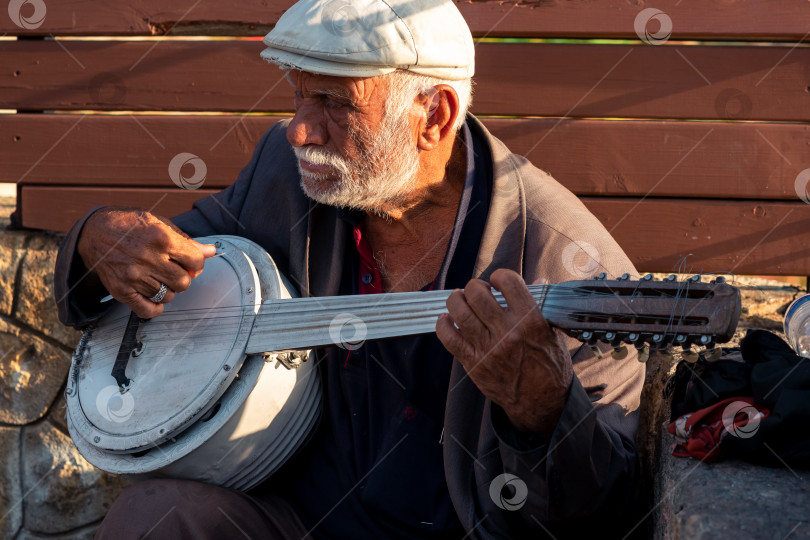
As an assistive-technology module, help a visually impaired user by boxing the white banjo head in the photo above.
[67,237,261,452]
[66,236,322,489]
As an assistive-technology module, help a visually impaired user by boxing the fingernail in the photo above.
[198,242,217,257]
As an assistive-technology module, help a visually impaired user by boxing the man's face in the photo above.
[286,71,422,215]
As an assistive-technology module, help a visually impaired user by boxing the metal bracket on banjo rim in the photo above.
[110,311,146,391]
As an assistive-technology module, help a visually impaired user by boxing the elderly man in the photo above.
[55,0,644,538]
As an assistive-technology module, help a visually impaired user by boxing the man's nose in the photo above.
[287,106,327,147]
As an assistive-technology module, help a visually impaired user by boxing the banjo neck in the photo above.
[245,276,740,355]
[246,286,541,354]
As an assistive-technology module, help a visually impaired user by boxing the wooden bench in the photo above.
[3,0,810,276]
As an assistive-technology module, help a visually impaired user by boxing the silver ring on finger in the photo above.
[148,282,169,303]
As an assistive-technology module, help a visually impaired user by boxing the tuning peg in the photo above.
[611,345,629,360]
[688,274,702,283]
[618,273,630,281]
[641,274,653,281]
[594,272,607,280]
[677,334,698,362]
[703,347,723,362]
[604,331,626,359]
[665,274,677,282]
[589,344,605,359]
[635,343,650,363]
[683,348,699,363]
[711,276,726,284]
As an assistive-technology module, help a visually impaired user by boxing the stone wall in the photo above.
[0,200,127,539]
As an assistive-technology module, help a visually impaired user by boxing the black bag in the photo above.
[667,329,810,468]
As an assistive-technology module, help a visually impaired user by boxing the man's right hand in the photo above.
[77,208,217,319]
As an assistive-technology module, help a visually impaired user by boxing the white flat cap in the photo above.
[260,0,475,80]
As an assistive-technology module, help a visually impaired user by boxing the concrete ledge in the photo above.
[656,430,810,539]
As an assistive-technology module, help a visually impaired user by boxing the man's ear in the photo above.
[417,85,460,151]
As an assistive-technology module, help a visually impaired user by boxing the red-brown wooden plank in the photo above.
[18,186,215,230]
[484,118,809,200]
[586,198,810,276]
[2,0,810,40]
[20,187,810,275]
[4,114,809,200]
[1,40,294,113]
[459,0,810,41]
[2,41,809,121]
[3,114,283,189]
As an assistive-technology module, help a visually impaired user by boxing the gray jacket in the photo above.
[55,115,644,538]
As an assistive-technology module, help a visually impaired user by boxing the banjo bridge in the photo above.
[262,350,310,370]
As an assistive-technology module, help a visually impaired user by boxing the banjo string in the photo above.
[89,281,703,326]
[82,284,713,354]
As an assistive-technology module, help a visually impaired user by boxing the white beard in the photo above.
[292,112,421,215]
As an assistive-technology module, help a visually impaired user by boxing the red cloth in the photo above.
[351,225,437,294]
[352,226,383,295]
[668,397,770,462]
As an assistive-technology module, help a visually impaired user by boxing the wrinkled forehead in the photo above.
[288,70,390,106]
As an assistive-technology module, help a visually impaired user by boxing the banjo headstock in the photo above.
[542,274,741,356]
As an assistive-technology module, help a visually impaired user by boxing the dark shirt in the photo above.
[271,127,491,539]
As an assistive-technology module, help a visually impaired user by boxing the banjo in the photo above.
[66,235,741,491]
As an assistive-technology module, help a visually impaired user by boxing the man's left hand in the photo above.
[436,269,574,440]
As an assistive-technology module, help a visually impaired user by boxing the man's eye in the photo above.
[325,98,349,110]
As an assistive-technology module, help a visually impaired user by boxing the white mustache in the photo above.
[292,146,350,173]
